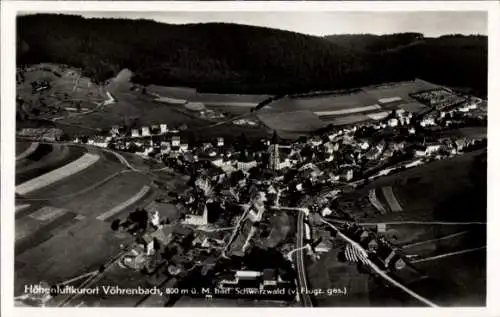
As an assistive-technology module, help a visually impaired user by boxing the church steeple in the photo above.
[271,130,279,145]
[268,131,280,170]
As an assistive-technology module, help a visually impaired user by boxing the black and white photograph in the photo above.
[1,1,498,314]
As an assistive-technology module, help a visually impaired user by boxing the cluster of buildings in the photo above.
[341,224,407,272]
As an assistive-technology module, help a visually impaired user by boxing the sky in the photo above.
[70,11,488,37]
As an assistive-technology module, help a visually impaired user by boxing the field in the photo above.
[47,171,151,221]
[256,79,438,133]
[341,150,486,223]
[16,153,100,195]
[257,110,326,133]
[325,114,371,126]
[360,79,442,101]
[13,152,186,300]
[314,104,381,116]
[16,143,86,185]
[381,186,403,212]
[20,152,124,199]
[268,90,377,113]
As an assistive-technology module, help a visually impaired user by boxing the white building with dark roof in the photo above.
[142,126,151,137]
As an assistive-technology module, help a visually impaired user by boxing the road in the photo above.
[295,209,313,307]
[320,218,439,307]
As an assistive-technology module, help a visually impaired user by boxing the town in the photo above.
[16,83,487,307]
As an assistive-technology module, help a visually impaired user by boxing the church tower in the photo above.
[268,130,280,170]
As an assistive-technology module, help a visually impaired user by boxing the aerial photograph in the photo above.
[13,11,487,307]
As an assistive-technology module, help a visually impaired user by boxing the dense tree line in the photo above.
[17,14,487,96]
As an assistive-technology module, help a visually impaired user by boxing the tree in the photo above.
[111,219,121,231]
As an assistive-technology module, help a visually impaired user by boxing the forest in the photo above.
[17,14,487,97]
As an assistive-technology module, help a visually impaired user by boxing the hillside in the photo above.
[17,14,487,96]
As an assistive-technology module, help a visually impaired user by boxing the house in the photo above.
[111,125,120,135]
[377,223,387,233]
[207,149,217,157]
[149,210,161,229]
[160,141,171,154]
[455,139,467,152]
[359,141,370,151]
[267,185,278,195]
[183,205,208,226]
[420,117,436,127]
[388,118,399,127]
[131,129,140,138]
[138,233,155,255]
[343,169,354,181]
[179,143,189,152]
[160,124,168,134]
[150,125,160,135]
[314,241,332,253]
[236,270,262,280]
[142,126,151,137]
[171,136,181,147]
[321,207,333,217]
[202,142,213,151]
[216,137,224,147]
